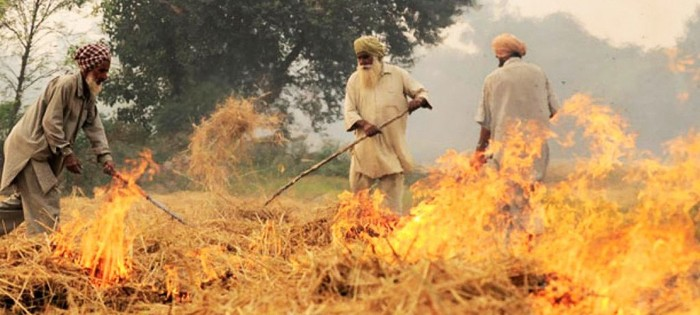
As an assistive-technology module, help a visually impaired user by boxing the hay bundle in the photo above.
[188,96,281,194]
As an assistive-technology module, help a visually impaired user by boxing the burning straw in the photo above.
[0,93,698,314]
[52,150,161,285]
[330,93,700,314]
[187,96,281,195]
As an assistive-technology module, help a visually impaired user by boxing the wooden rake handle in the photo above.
[263,108,410,206]
[110,172,188,225]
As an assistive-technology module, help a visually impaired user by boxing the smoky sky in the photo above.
[325,5,700,164]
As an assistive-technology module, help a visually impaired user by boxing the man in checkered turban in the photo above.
[74,43,111,73]
[74,43,112,96]
[0,42,115,237]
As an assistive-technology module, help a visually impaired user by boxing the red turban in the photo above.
[74,43,111,72]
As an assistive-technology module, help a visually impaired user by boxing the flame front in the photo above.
[53,150,159,285]
[334,93,700,313]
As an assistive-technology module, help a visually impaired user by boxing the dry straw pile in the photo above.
[0,192,530,314]
[0,96,529,313]
[187,96,281,194]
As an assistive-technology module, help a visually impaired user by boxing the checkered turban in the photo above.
[74,43,111,72]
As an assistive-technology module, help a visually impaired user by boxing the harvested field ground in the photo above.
[1,94,698,314]
[0,161,697,314]
[0,189,529,314]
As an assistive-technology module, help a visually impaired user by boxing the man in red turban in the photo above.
[0,42,116,236]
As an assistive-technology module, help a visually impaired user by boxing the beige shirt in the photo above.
[344,63,429,178]
[1,72,112,193]
[475,58,558,141]
[475,58,559,180]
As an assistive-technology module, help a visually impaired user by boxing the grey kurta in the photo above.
[343,63,430,179]
[475,58,558,181]
[1,72,112,193]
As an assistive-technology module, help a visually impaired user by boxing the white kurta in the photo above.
[343,63,430,179]
[475,58,559,181]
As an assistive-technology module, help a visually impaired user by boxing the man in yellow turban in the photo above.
[353,36,387,58]
[473,33,559,235]
[344,35,431,214]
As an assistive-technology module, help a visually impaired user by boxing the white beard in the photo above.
[357,61,382,89]
[86,72,103,97]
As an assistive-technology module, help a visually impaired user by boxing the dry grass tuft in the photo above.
[187,96,281,194]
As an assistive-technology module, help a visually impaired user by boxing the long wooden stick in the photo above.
[111,172,188,225]
[264,108,410,206]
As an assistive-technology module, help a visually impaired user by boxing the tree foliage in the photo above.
[0,0,85,128]
[0,0,84,177]
[101,0,474,136]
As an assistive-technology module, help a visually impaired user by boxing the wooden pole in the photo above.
[111,172,188,225]
[264,108,410,206]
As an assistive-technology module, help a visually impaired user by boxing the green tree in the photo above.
[0,0,86,128]
[101,0,473,138]
[0,0,85,178]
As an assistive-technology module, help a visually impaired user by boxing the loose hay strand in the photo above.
[187,96,281,195]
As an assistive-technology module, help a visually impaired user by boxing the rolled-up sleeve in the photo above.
[401,68,431,109]
[545,76,559,116]
[344,78,363,131]
[475,79,491,128]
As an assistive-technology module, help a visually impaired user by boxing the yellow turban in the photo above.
[353,36,387,58]
[491,33,527,58]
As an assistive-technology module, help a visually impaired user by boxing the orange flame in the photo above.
[52,150,159,285]
[677,92,690,103]
[666,48,696,74]
[666,48,700,104]
[333,93,700,313]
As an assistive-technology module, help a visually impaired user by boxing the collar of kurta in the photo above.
[379,63,392,76]
[72,72,97,120]
[503,57,523,67]
[74,72,88,100]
